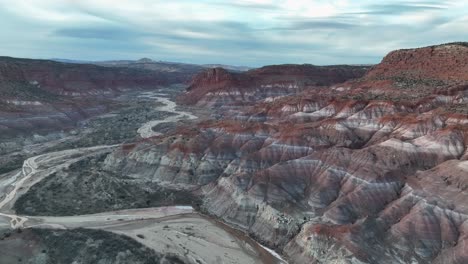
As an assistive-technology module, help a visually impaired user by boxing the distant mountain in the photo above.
[0,56,203,137]
[51,58,253,72]
[202,64,252,72]
[50,58,92,64]
[94,59,205,75]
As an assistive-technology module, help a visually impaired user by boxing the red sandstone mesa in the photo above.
[179,64,369,106]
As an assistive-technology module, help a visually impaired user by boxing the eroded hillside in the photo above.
[100,43,468,263]
[1,43,467,264]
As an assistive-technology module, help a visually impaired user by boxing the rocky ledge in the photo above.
[179,64,369,106]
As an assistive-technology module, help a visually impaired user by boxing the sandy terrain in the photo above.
[1,205,286,263]
[106,214,266,264]
[137,93,198,138]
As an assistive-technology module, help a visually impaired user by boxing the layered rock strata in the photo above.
[103,43,468,263]
[0,57,200,137]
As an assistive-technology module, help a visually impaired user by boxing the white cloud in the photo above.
[0,0,466,66]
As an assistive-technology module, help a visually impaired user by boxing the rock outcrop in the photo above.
[103,43,468,264]
[179,64,369,106]
[366,43,468,82]
[339,43,468,103]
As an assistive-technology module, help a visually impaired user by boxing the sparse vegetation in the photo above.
[435,42,468,48]
[340,92,420,103]
[0,80,60,102]
[47,101,176,150]
[444,104,468,114]
[14,154,201,216]
[31,228,178,264]
[0,154,24,174]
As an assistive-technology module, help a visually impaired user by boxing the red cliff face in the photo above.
[366,43,468,82]
[107,43,468,264]
[182,67,251,104]
[188,67,243,88]
[343,43,468,101]
[180,64,369,106]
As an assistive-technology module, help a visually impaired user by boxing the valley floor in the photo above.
[0,87,285,264]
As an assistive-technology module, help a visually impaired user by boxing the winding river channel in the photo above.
[0,92,287,264]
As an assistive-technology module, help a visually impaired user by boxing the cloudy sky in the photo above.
[0,0,467,66]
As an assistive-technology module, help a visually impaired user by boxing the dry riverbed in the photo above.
[0,89,287,264]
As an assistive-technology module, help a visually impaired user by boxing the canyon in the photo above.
[0,56,204,137]
[0,43,467,264]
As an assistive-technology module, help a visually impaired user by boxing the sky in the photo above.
[0,0,467,67]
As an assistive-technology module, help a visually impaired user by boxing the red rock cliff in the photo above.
[366,43,468,82]
[180,64,369,105]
